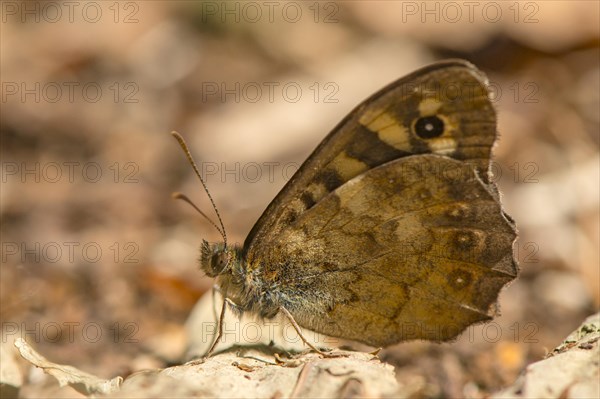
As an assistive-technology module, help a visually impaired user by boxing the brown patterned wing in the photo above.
[244,60,497,256]
[248,155,517,346]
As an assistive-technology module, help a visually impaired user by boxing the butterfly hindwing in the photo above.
[249,155,517,346]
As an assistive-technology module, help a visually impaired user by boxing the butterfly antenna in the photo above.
[171,192,224,238]
[171,131,227,248]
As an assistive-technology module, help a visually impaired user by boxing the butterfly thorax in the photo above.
[200,240,281,318]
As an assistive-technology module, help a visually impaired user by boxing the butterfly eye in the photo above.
[414,115,445,139]
[211,252,228,275]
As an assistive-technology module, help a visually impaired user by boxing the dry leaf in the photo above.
[14,338,122,396]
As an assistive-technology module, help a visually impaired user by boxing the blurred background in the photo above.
[1,1,598,397]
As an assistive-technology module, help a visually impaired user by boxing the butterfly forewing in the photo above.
[244,60,496,255]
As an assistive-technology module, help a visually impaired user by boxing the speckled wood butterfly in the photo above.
[174,59,518,356]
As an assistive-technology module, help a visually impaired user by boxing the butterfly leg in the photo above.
[279,306,342,358]
[202,297,227,359]
[211,284,222,323]
[202,296,241,360]
[184,294,242,365]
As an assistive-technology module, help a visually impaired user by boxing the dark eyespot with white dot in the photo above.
[455,231,476,250]
[414,115,445,139]
[448,269,472,289]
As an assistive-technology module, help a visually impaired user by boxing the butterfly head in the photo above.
[200,239,237,277]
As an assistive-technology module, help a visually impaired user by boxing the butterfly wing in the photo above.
[241,59,517,346]
[244,60,498,255]
[251,155,517,346]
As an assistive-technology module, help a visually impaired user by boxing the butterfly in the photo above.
[173,59,518,356]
